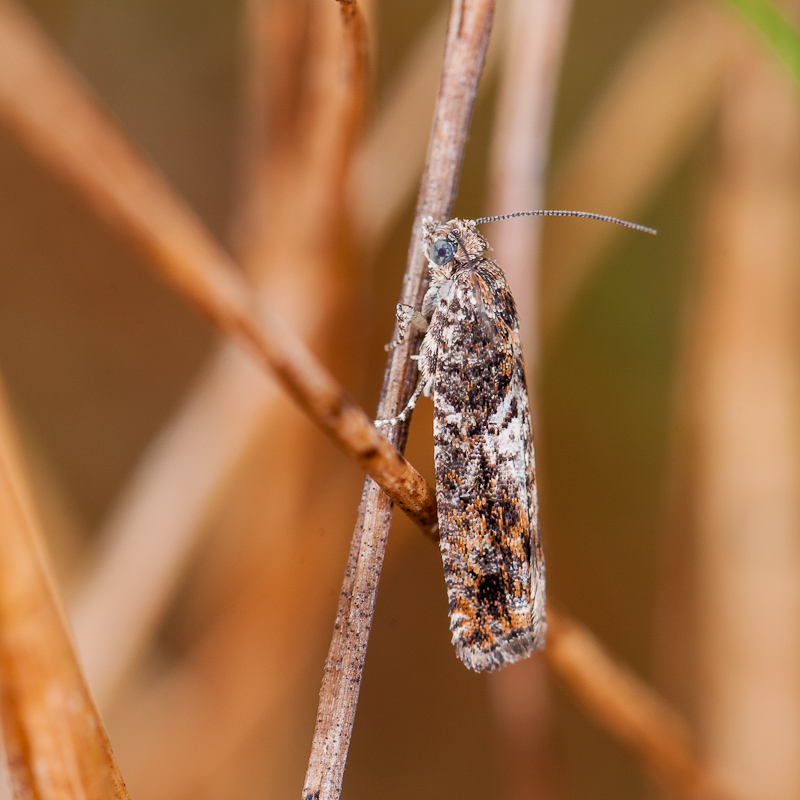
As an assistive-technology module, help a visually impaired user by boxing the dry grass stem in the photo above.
[106,2,380,795]
[73,0,371,708]
[0,0,437,533]
[485,2,572,798]
[302,3,495,798]
[545,609,737,800]
[71,346,273,706]
[487,0,572,365]
[693,34,800,800]
[542,1,732,338]
[0,377,129,800]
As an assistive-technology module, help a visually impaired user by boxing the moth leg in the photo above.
[375,376,431,427]
[384,303,429,351]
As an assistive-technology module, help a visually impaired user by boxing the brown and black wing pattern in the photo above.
[429,261,545,671]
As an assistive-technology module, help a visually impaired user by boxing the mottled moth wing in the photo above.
[428,258,545,672]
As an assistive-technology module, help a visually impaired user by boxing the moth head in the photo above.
[421,216,488,278]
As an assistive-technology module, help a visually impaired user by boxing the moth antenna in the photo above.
[474,209,657,235]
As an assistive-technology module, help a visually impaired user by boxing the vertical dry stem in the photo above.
[693,32,800,800]
[302,3,495,798]
[74,0,369,707]
[486,3,572,798]
[106,1,376,796]
[487,0,572,363]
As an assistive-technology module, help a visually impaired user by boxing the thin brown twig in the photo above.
[302,3,495,799]
[0,0,436,533]
[0,375,130,800]
[334,0,367,103]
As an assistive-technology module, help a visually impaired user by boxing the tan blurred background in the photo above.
[0,0,798,799]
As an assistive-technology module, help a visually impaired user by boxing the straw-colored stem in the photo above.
[0,378,129,800]
[485,2,573,798]
[692,33,800,800]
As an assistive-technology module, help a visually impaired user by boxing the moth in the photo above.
[380,210,655,671]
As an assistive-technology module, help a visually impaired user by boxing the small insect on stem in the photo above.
[377,210,655,671]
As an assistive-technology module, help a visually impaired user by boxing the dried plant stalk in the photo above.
[0,0,436,533]
[0,378,129,800]
[302,2,495,799]
[693,34,800,800]
[487,0,572,362]
[486,2,572,798]
[73,0,368,709]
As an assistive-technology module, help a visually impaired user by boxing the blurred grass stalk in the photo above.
[109,0,374,796]
[542,0,731,341]
[0,375,129,799]
[485,1,573,799]
[72,0,371,710]
[692,25,800,800]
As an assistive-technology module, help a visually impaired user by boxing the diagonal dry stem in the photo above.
[72,0,388,710]
[0,0,436,533]
[0,376,130,800]
[302,3,495,799]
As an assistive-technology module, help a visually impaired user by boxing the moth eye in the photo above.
[431,238,455,266]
